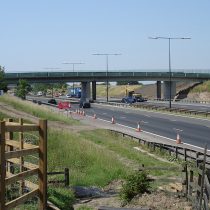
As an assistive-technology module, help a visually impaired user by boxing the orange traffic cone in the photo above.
[136,122,141,132]
[111,116,115,124]
[93,113,97,119]
[176,133,182,144]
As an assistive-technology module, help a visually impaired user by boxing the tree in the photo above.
[15,79,32,99]
[0,65,8,92]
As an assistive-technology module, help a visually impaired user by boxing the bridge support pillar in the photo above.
[92,81,96,101]
[156,81,161,99]
[80,82,91,103]
[163,81,176,100]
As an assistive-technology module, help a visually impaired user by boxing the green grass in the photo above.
[0,111,10,120]
[190,81,210,93]
[48,129,128,186]
[79,130,179,177]
[96,84,142,98]
[0,95,80,125]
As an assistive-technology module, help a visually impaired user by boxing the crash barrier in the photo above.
[0,118,47,210]
[48,168,69,187]
[109,130,210,209]
[97,101,210,118]
[152,98,210,104]
[109,129,210,166]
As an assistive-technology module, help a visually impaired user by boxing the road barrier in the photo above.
[111,116,115,124]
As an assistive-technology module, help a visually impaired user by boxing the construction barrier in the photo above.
[111,116,115,124]
[176,133,182,144]
[136,122,141,132]
[58,101,71,109]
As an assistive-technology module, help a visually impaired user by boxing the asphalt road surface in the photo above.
[27,96,210,149]
[73,103,210,149]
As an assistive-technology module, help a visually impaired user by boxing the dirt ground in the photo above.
[0,101,193,210]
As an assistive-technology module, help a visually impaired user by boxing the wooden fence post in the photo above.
[5,118,14,174]
[19,118,25,195]
[189,170,194,196]
[198,144,207,210]
[38,120,47,210]
[0,121,6,210]
[64,168,69,186]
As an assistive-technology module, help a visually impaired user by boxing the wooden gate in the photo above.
[0,119,47,210]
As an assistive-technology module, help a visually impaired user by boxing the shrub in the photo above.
[48,187,75,210]
[120,171,150,204]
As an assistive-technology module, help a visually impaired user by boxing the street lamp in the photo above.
[62,62,84,93]
[149,36,191,109]
[92,53,121,102]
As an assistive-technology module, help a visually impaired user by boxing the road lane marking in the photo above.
[144,115,151,118]
[85,114,208,152]
[120,116,126,119]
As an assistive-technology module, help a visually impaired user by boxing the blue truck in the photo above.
[67,87,81,98]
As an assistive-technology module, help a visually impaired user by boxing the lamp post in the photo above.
[62,62,84,94]
[92,53,121,102]
[149,36,191,109]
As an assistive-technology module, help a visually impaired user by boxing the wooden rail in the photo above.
[47,168,70,186]
[0,118,47,210]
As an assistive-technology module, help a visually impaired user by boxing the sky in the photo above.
[1,0,210,73]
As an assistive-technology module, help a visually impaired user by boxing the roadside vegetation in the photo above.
[96,84,142,98]
[0,96,182,209]
[0,95,80,125]
[190,80,210,93]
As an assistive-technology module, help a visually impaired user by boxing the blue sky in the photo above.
[1,0,210,72]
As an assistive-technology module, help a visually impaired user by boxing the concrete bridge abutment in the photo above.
[163,81,176,100]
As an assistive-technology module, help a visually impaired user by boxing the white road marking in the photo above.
[144,115,151,118]
[85,114,209,152]
[102,112,107,115]
[120,116,126,119]
[170,119,177,122]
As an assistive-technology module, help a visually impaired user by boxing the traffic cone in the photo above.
[136,122,141,132]
[93,113,97,119]
[176,133,182,144]
[111,116,115,124]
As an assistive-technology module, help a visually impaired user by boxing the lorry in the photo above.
[66,87,81,98]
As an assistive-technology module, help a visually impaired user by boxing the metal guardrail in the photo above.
[110,130,210,167]
[96,101,210,118]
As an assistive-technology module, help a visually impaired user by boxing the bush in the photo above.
[120,171,150,204]
[48,187,75,210]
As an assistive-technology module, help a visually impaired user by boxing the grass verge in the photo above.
[0,95,80,125]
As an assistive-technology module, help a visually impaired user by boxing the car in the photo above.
[66,94,72,98]
[48,99,57,105]
[121,97,136,104]
[135,96,147,102]
[79,101,91,108]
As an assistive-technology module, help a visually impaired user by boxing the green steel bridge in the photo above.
[5,71,210,84]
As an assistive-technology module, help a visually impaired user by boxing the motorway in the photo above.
[79,103,210,149]
[28,96,210,149]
